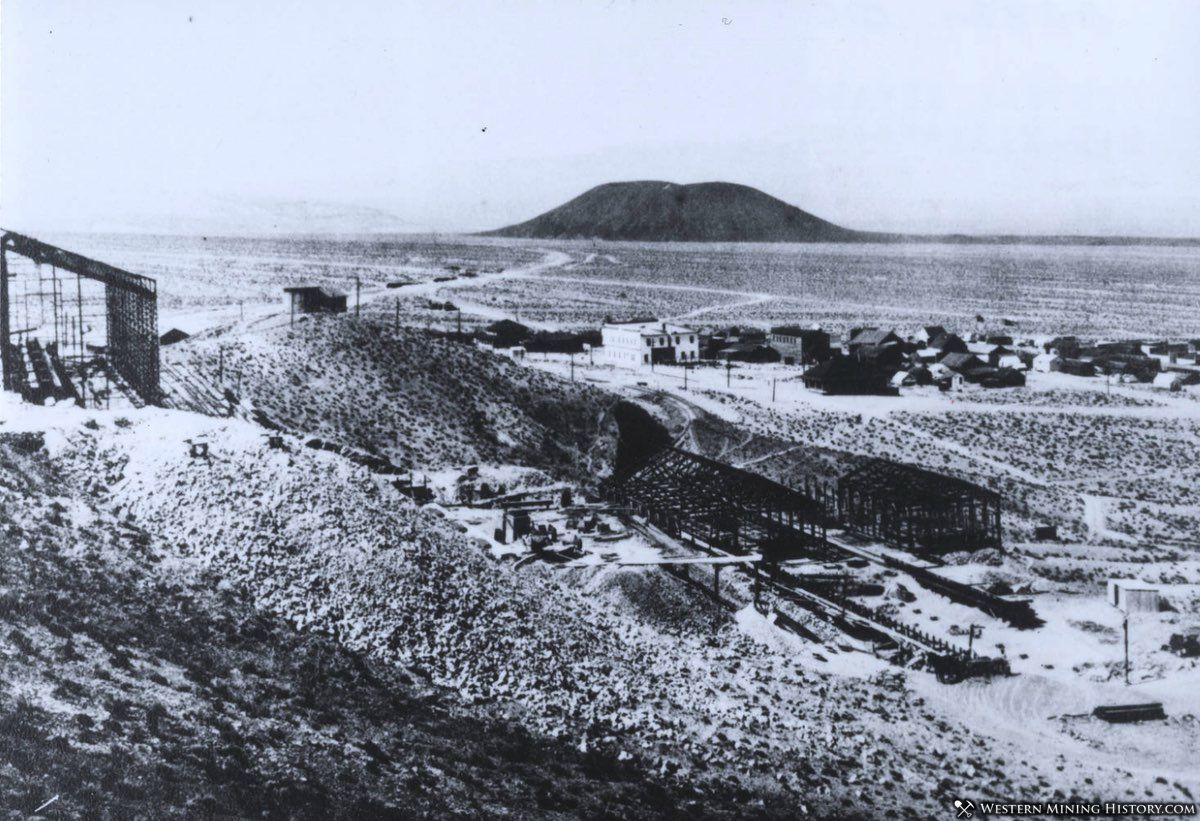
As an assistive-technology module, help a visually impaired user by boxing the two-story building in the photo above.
[600,320,700,367]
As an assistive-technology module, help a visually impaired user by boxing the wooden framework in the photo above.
[1,231,159,404]
[608,447,827,557]
[838,458,1001,553]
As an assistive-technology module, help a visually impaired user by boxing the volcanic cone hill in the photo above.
[484,181,864,243]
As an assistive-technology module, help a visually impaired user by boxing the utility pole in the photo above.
[683,364,688,391]
[967,623,982,658]
[394,297,400,332]
[772,377,777,402]
[570,354,575,383]
[726,361,732,387]
[355,276,361,317]
[218,346,224,385]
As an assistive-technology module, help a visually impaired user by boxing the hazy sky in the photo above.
[3,1,1198,236]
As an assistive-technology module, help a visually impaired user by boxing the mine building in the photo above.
[837,459,1003,553]
[607,446,828,556]
[283,286,347,316]
[1,231,161,407]
[801,355,897,395]
[769,326,831,365]
[1107,579,1160,613]
[600,320,700,367]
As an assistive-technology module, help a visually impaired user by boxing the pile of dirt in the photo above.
[164,317,617,486]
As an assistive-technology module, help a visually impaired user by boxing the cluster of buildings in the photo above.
[588,318,1200,396]
[1035,336,1200,391]
[598,319,1029,395]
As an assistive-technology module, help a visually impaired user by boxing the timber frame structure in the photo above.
[607,447,827,557]
[1,231,159,404]
[837,458,1001,553]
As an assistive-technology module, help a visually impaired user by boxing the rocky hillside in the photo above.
[0,428,793,819]
[484,181,863,243]
[164,317,616,484]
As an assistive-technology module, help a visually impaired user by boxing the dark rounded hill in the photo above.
[482,180,865,243]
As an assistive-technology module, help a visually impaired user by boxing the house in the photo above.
[1044,335,1082,357]
[1053,358,1096,377]
[701,325,765,358]
[914,325,947,346]
[847,328,903,353]
[1091,353,1161,381]
[996,353,1025,370]
[1107,579,1160,614]
[889,365,933,389]
[980,368,1026,388]
[717,342,781,363]
[283,286,348,315]
[930,332,969,355]
[600,320,700,367]
[1153,372,1184,391]
[801,355,897,395]
[1032,353,1060,373]
[478,319,533,349]
[939,352,986,375]
[159,328,191,346]
[985,334,1014,346]
[854,342,906,370]
[769,326,831,365]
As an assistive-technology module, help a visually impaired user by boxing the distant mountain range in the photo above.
[483,180,1199,246]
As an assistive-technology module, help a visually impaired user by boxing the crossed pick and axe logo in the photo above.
[953,799,975,818]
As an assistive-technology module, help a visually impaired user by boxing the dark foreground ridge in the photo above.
[482,181,1200,246]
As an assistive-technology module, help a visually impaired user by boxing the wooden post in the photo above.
[772,377,777,402]
[0,242,11,392]
[355,277,361,317]
[1123,615,1130,686]
[713,564,721,623]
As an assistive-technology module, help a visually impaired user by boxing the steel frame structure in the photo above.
[608,447,827,556]
[1,231,159,404]
[838,458,1001,553]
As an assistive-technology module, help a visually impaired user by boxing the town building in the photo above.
[801,355,897,395]
[601,320,700,367]
[769,326,831,365]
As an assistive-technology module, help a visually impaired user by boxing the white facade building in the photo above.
[601,321,700,367]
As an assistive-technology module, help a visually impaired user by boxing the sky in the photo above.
[2,0,1199,237]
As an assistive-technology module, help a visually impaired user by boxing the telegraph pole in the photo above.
[772,377,777,402]
[570,354,575,383]
[355,277,361,317]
